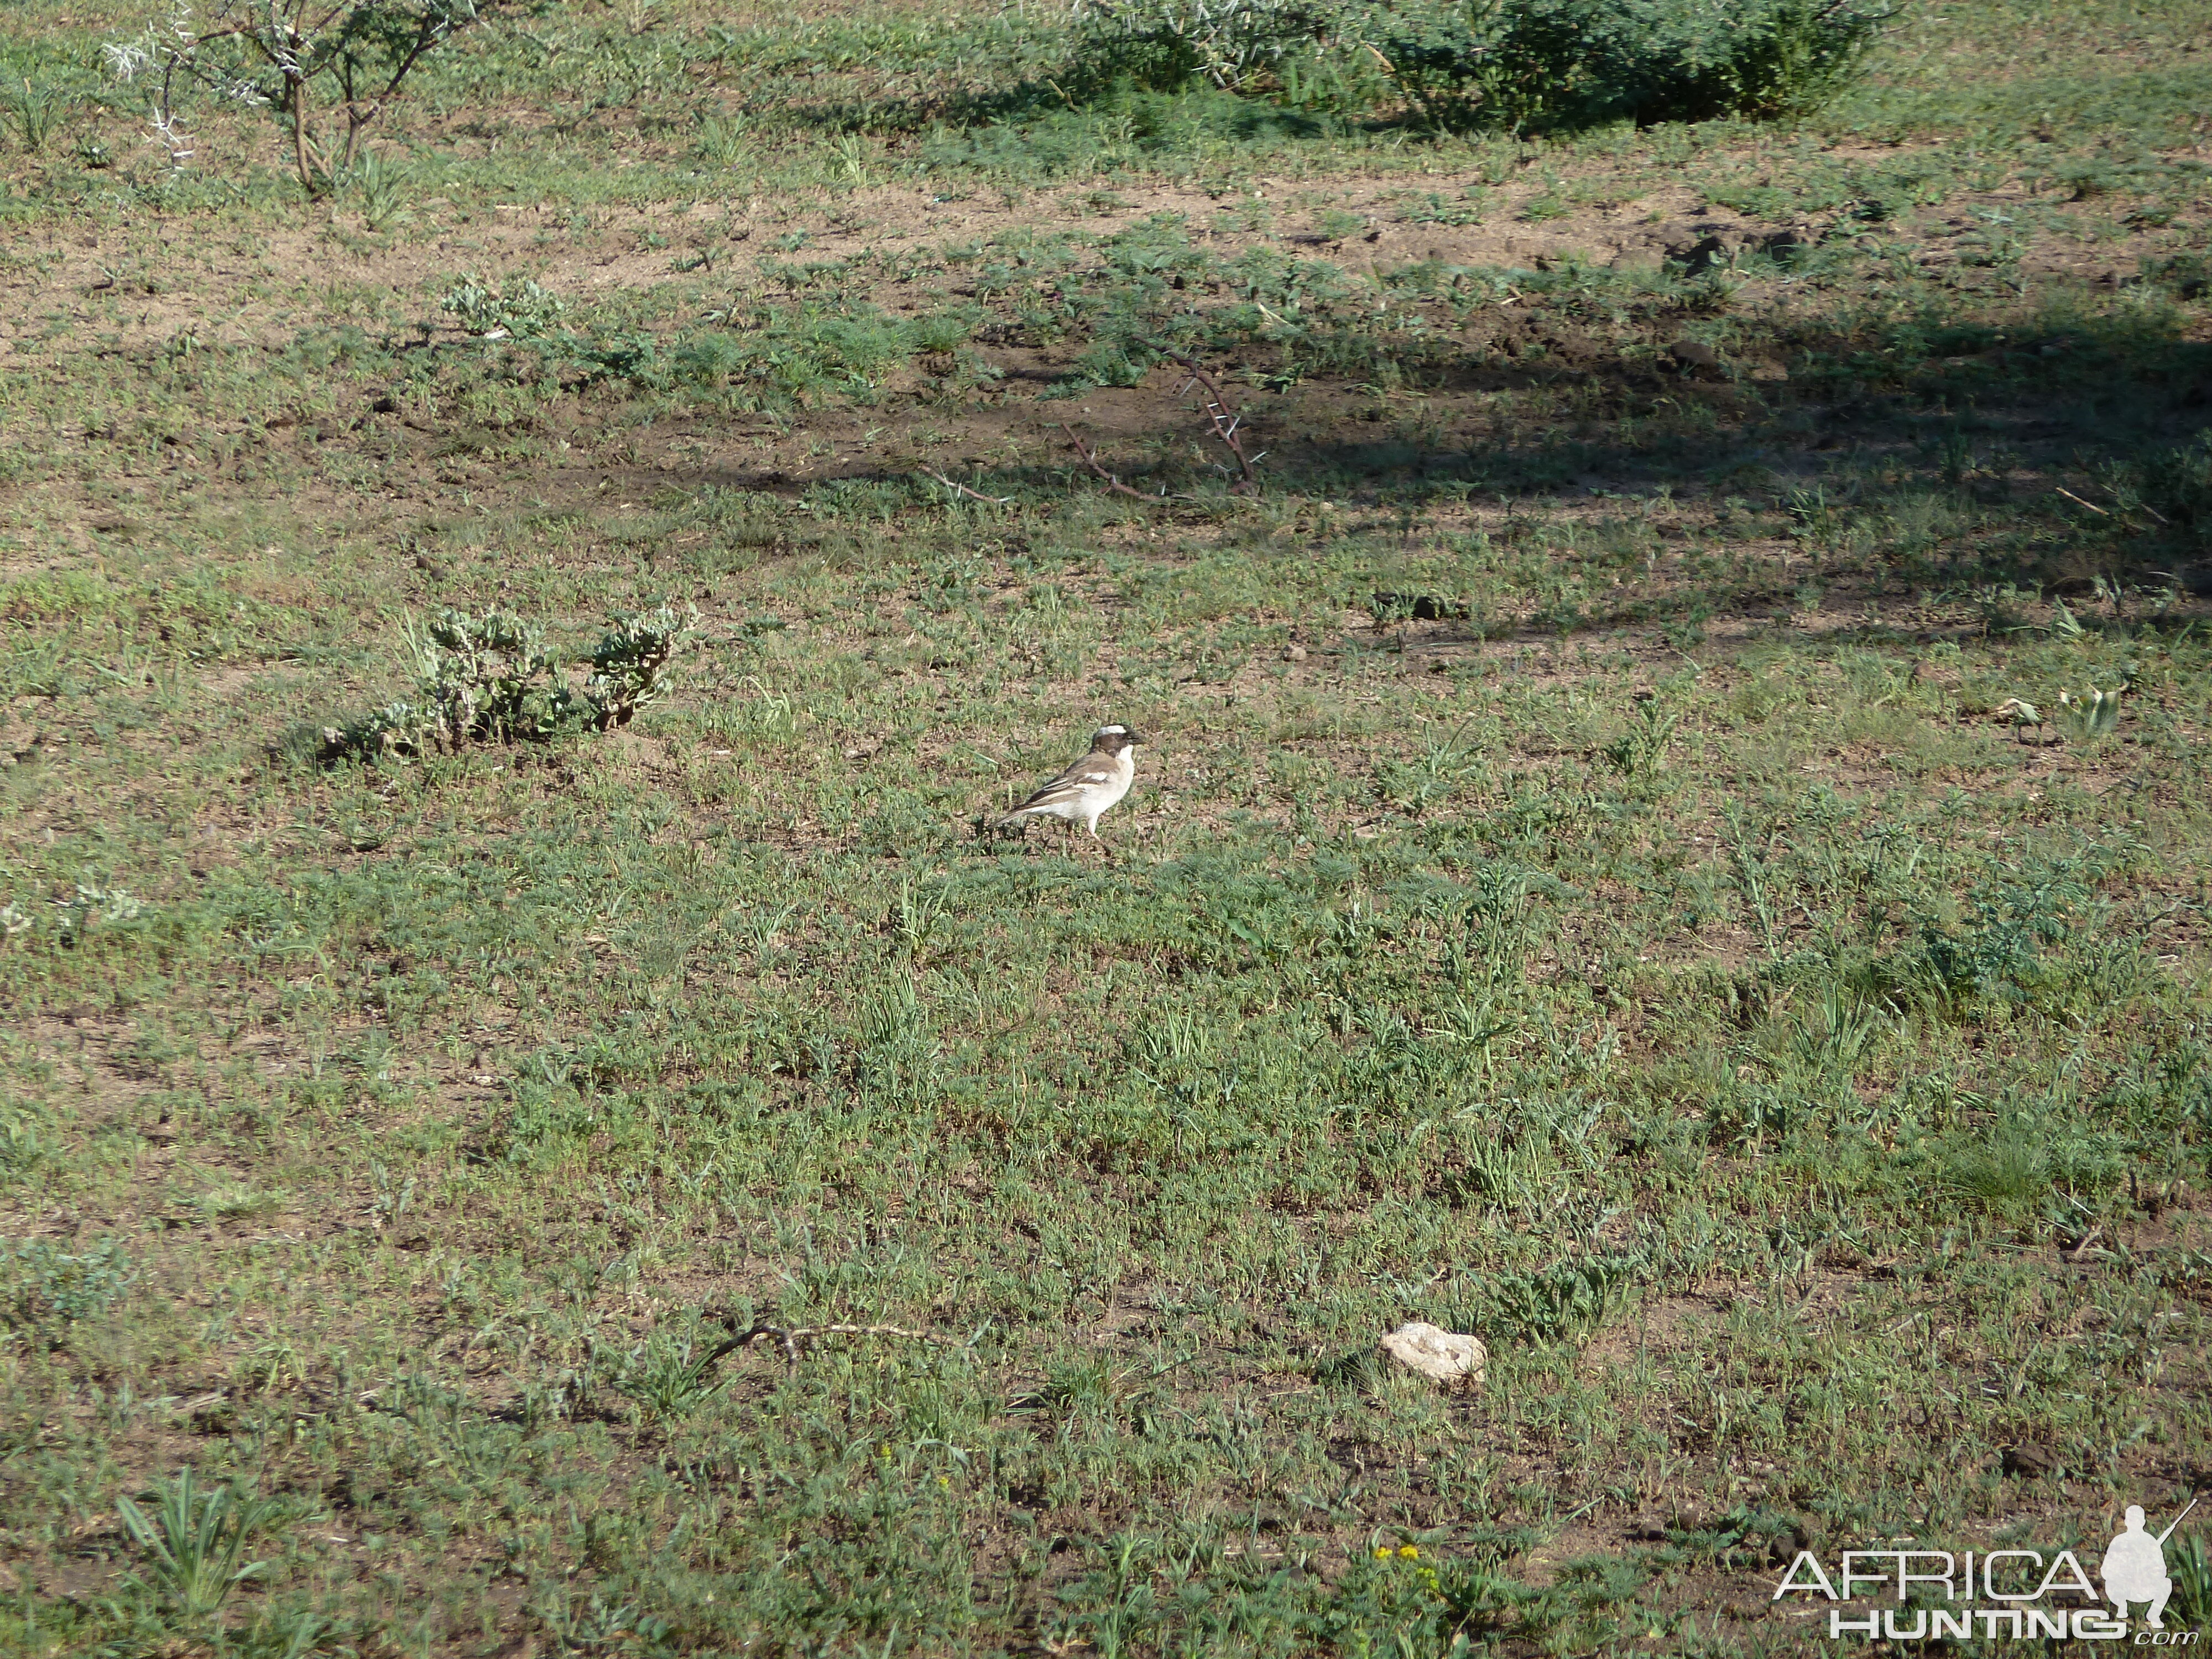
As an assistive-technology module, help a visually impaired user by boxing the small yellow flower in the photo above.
[1398,1545,1420,1559]
[1373,1546,1392,1559]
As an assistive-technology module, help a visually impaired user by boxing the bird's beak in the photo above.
[1126,732,1147,747]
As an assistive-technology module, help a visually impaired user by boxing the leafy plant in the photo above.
[579,606,697,731]
[404,607,560,748]
[328,606,697,759]
[2138,428,2212,527]
[1907,857,2095,1016]
[5,1237,135,1332]
[1394,0,1892,127]
[328,608,551,757]
[116,1469,276,1620]
[1479,1251,1640,1344]
[0,1097,45,1172]
[439,275,568,340]
[1070,0,1338,96]
[1366,0,1585,132]
[2136,253,2209,303]
[4,79,67,153]
[1063,0,1892,130]
[351,147,412,229]
[695,112,750,168]
[612,1328,740,1426]
[2056,687,2122,745]
[1604,697,1680,775]
[57,882,147,944]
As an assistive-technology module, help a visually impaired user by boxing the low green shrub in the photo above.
[5,1237,135,1336]
[671,304,987,410]
[1062,0,1892,131]
[116,1469,276,1623]
[2140,428,2212,527]
[1470,1250,1641,1344]
[440,275,571,340]
[328,604,697,760]
[1069,0,1339,97]
[581,606,695,730]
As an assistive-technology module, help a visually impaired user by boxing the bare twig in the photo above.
[921,468,1013,506]
[2056,485,2174,528]
[1061,424,1167,502]
[1158,348,1258,493]
[707,1319,976,1369]
[1059,348,1262,504]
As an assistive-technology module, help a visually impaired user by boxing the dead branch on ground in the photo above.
[705,1318,982,1369]
[921,468,1014,505]
[1061,424,1171,501]
[1058,347,1264,504]
[1158,347,1260,494]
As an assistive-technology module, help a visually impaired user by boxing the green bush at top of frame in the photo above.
[1062,0,1893,131]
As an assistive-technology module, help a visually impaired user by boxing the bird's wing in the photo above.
[1009,758,1117,813]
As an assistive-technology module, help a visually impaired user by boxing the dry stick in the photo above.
[710,1320,967,1369]
[2056,484,2173,528]
[1157,347,1258,493]
[1061,424,1167,502]
[1061,349,1261,504]
[921,468,1013,506]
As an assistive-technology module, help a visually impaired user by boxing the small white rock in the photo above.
[1282,644,1307,662]
[1379,1322,1486,1386]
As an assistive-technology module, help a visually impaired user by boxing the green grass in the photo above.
[2,0,2210,1652]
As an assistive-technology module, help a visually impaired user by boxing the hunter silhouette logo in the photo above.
[1773,1496,2203,1642]
[2105,1500,2196,1631]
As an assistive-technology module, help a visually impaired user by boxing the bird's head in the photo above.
[1092,723,1144,755]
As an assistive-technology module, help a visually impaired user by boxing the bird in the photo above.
[1994,696,2044,744]
[994,724,1144,843]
